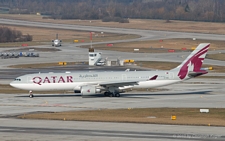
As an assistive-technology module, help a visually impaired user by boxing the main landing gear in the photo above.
[29,90,34,98]
[104,87,121,97]
[104,92,120,97]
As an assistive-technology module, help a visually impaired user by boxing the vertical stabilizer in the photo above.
[173,43,210,79]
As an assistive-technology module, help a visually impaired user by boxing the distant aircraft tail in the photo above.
[172,43,210,80]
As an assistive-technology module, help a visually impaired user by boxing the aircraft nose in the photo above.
[10,81,15,87]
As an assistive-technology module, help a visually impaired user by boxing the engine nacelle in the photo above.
[81,85,99,96]
[74,90,81,93]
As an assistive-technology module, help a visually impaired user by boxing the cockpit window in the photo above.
[14,78,21,81]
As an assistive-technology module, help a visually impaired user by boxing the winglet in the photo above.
[149,75,158,80]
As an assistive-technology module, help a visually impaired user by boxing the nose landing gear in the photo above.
[29,90,34,98]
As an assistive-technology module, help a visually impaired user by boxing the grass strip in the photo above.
[18,108,225,127]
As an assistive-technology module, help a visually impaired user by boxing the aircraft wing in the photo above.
[98,75,158,87]
[79,75,158,88]
[99,80,139,87]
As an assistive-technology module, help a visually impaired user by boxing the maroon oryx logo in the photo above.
[178,44,209,79]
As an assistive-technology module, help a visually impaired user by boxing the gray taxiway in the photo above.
[0,78,225,141]
[1,78,225,116]
[0,118,225,141]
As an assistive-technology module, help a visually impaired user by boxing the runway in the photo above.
[0,118,225,141]
[0,18,225,141]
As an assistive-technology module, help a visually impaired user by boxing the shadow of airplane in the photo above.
[15,94,82,98]
[15,90,212,98]
[122,90,212,96]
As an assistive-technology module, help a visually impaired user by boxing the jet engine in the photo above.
[81,85,101,96]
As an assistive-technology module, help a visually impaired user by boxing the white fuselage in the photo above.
[10,70,184,91]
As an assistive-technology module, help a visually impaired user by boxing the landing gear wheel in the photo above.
[115,93,120,97]
[104,92,109,96]
[109,93,115,97]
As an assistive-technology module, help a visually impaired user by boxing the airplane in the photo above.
[10,43,210,98]
[52,34,62,47]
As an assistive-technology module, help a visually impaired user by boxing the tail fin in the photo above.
[173,43,210,79]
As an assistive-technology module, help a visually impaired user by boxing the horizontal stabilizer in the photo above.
[188,71,208,78]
